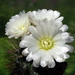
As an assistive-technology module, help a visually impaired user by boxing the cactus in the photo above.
[11,48,67,75]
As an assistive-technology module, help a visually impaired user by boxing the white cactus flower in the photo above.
[5,10,30,39]
[20,19,74,68]
[29,9,64,25]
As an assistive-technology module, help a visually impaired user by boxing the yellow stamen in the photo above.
[19,26,25,30]
[39,37,53,50]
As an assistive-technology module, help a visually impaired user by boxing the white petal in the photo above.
[61,32,70,40]
[32,49,46,60]
[26,52,32,61]
[61,53,70,59]
[36,22,45,37]
[41,9,47,12]
[19,40,26,48]
[56,16,64,21]
[57,53,70,61]
[55,46,69,53]
[65,44,74,53]
[33,61,39,67]
[33,59,40,67]
[55,56,65,62]
[53,33,66,46]
[22,48,29,56]
[40,60,47,67]
[54,10,60,19]
[61,32,74,43]
[8,35,15,38]
[48,20,62,38]
[41,51,50,61]
[67,36,74,43]
[29,46,39,53]
[60,25,68,32]
[29,9,63,26]
[28,26,40,39]
[50,46,69,57]
[54,40,66,46]
[32,53,40,61]
[48,21,58,38]
[24,34,38,44]
[23,41,37,48]
[53,33,62,41]
[54,32,74,44]
[55,21,62,29]
[48,57,55,68]
[38,19,53,37]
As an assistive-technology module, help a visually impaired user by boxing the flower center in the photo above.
[39,38,53,50]
[19,26,25,30]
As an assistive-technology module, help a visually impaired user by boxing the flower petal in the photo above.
[33,59,40,67]
[40,60,47,67]
[56,16,64,22]
[53,10,60,19]
[55,56,65,62]
[28,26,40,39]
[29,46,39,53]
[26,52,32,61]
[22,48,29,56]
[48,56,55,68]
[19,40,26,48]
[65,44,74,53]
[60,25,68,32]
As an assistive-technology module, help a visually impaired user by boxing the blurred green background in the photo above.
[0,0,75,75]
